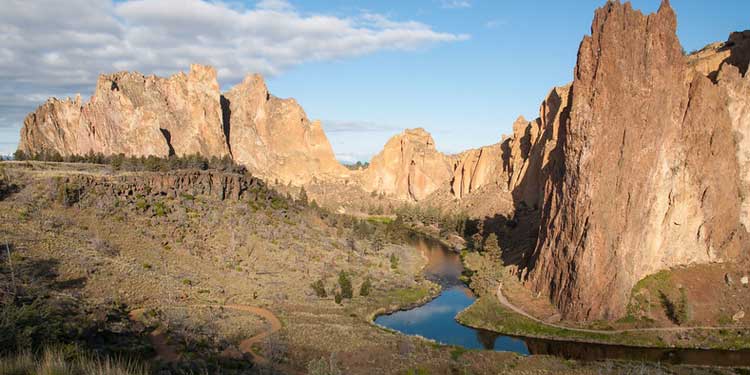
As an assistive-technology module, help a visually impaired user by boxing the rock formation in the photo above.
[523,0,748,320]
[224,74,347,185]
[19,65,229,159]
[18,65,345,185]
[56,170,266,203]
[450,143,503,200]
[361,128,453,201]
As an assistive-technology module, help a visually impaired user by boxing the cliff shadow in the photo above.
[159,128,176,157]
[465,211,536,269]
[707,30,750,82]
[220,95,232,155]
[508,86,572,280]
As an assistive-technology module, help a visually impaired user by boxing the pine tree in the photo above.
[359,277,372,297]
[484,233,503,266]
[298,186,309,206]
[338,271,353,299]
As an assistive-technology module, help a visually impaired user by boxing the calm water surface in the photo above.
[374,232,750,367]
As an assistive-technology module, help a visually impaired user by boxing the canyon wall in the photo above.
[524,0,749,320]
[18,65,344,185]
[224,74,347,185]
[360,128,453,201]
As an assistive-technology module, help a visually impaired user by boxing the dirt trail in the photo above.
[128,308,181,362]
[129,304,282,365]
[496,284,740,335]
[218,304,282,365]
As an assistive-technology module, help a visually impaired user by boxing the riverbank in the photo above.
[456,251,750,352]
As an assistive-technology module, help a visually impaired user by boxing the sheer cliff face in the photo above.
[361,128,453,201]
[450,144,503,200]
[224,74,346,185]
[360,84,572,203]
[525,0,747,321]
[18,65,345,185]
[19,65,229,158]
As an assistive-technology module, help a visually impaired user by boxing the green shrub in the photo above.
[334,293,342,304]
[311,279,327,298]
[390,254,399,270]
[56,183,81,207]
[659,289,689,325]
[338,271,353,299]
[359,277,372,297]
[152,201,169,217]
[134,198,148,211]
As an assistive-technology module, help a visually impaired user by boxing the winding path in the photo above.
[496,284,741,335]
[129,304,282,364]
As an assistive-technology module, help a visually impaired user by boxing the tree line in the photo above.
[12,149,246,174]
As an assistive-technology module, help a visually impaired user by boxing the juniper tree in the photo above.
[484,233,503,266]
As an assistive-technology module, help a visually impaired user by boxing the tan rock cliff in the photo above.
[525,0,747,321]
[224,74,347,185]
[361,128,453,201]
[18,65,346,186]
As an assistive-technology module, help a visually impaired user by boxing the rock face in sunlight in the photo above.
[524,0,749,321]
[361,128,453,201]
[18,65,346,185]
[450,143,504,200]
[19,64,229,159]
[224,74,347,185]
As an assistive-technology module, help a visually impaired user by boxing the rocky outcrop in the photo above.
[688,30,750,80]
[450,143,503,199]
[224,74,347,185]
[18,65,346,186]
[19,64,229,159]
[716,54,750,231]
[524,0,747,321]
[361,128,453,201]
[56,170,267,202]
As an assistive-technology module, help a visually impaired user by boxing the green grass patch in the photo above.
[366,216,394,224]
[457,297,664,348]
[449,346,467,361]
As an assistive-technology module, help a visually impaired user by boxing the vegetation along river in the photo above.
[374,232,750,367]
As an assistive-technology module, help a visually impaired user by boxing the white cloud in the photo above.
[0,0,468,151]
[440,0,471,9]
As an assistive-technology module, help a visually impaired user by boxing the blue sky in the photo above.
[2,0,748,162]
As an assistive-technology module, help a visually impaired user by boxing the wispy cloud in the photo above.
[323,120,402,163]
[440,0,471,9]
[485,19,508,29]
[323,120,399,134]
[0,0,469,152]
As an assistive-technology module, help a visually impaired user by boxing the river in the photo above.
[374,232,750,367]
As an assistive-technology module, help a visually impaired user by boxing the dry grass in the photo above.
[0,348,148,375]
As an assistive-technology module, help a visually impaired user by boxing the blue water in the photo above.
[375,286,530,354]
[374,233,750,366]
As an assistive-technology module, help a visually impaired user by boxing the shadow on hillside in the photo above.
[0,178,20,201]
[0,244,152,360]
[469,85,573,281]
